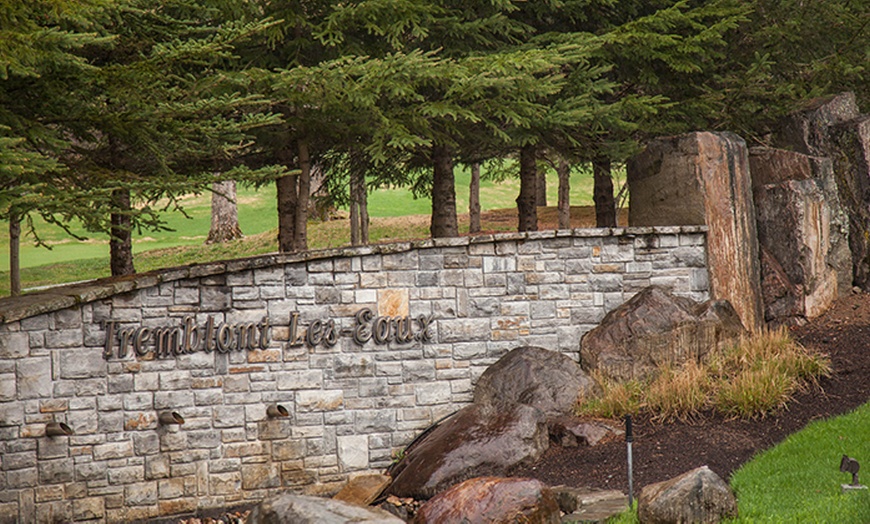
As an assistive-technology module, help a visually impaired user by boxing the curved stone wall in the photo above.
[0,227,707,522]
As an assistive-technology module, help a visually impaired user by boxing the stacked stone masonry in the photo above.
[0,227,708,523]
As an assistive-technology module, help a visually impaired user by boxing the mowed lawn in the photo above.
[0,165,607,292]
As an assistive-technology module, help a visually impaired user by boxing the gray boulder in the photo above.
[638,466,737,524]
[580,286,745,382]
[386,403,548,499]
[414,476,560,524]
[248,491,405,524]
[474,346,600,416]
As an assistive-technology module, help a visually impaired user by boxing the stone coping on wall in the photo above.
[0,226,707,325]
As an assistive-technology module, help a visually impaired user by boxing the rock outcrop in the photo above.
[637,466,737,524]
[627,131,764,331]
[248,492,405,524]
[413,477,560,524]
[580,286,745,382]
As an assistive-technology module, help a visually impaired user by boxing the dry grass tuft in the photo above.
[577,327,831,420]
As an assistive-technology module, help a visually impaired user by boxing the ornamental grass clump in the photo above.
[577,327,831,420]
[645,360,711,422]
[576,370,643,419]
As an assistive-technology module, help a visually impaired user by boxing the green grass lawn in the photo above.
[609,402,870,523]
[0,163,600,272]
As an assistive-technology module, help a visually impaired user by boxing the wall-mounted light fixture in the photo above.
[46,421,74,437]
[158,411,185,426]
[266,404,289,418]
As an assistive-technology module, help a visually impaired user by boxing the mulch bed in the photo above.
[511,291,870,492]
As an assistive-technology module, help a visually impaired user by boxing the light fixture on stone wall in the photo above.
[45,421,74,437]
[266,404,289,418]
[158,411,185,426]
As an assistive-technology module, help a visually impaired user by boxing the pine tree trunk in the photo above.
[110,188,135,276]
[9,212,21,296]
[293,140,311,252]
[206,179,243,244]
[469,162,481,234]
[557,158,571,230]
[536,168,547,206]
[593,157,617,227]
[350,168,366,246]
[430,144,458,238]
[517,145,538,232]
[359,180,369,244]
[276,172,297,253]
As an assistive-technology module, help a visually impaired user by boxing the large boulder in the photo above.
[580,286,746,382]
[473,346,600,416]
[627,131,764,331]
[248,492,405,524]
[413,477,560,524]
[751,148,851,324]
[637,466,737,524]
[386,403,549,499]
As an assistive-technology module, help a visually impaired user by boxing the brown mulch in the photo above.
[510,291,870,494]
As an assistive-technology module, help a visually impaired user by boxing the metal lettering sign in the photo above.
[101,308,435,360]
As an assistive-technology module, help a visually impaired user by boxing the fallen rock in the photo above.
[580,286,746,382]
[551,486,627,515]
[332,474,391,506]
[413,476,560,524]
[637,466,737,524]
[248,491,404,524]
[473,346,600,416]
[547,416,622,448]
[386,403,549,499]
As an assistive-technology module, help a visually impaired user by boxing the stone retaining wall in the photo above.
[0,227,708,523]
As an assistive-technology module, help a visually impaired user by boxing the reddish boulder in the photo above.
[414,477,560,524]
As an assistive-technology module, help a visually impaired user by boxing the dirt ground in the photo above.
[510,291,870,493]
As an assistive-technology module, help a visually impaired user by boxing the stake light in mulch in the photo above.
[626,414,634,508]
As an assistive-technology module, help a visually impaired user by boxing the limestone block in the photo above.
[628,132,763,331]
[337,435,369,471]
[58,349,106,379]
[16,358,52,399]
[0,332,29,359]
[0,374,15,401]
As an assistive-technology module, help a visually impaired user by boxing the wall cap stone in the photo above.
[0,226,706,325]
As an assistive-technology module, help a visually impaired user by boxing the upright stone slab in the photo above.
[750,148,851,324]
[772,92,870,290]
[628,132,763,331]
[772,92,861,157]
[830,116,870,289]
